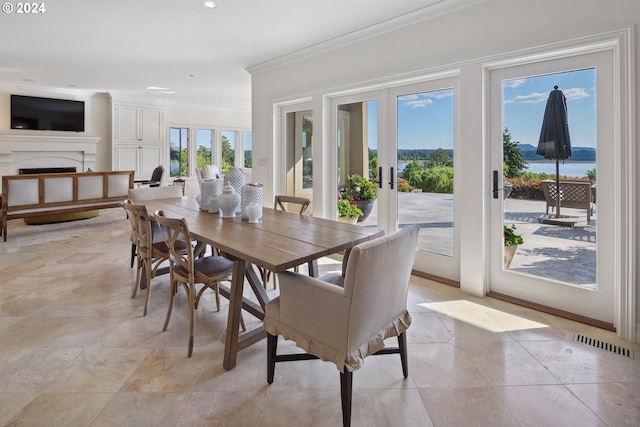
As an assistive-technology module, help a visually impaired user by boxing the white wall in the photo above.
[249,0,639,339]
[0,89,251,173]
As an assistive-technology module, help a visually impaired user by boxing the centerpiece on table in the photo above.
[340,174,377,222]
[503,224,523,268]
[338,196,363,224]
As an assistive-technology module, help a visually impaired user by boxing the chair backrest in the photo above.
[172,178,186,196]
[123,200,155,256]
[128,185,182,202]
[342,225,419,351]
[154,211,195,283]
[274,195,311,214]
[150,165,164,187]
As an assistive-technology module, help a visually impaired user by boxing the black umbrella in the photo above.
[537,86,572,218]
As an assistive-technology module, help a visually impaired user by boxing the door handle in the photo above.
[493,170,499,199]
[378,166,383,189]
[389,167,394,190]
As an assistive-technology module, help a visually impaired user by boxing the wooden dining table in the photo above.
[143,196,384,370]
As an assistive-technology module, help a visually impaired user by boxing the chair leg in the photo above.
[132,257,141,299]
[142,260,152,317]
[187,283,195,358]
[267,333,278,384]
[340,369,353,427]
[130,243,136,268]
[163,279,177,332]
[398,332,408,378]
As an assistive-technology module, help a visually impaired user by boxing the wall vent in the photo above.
[573,333,634,359]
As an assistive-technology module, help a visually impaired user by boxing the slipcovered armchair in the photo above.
[264,225,419,427]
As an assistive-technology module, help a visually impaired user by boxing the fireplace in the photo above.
[19,167,77,174]
[0,133,99,180]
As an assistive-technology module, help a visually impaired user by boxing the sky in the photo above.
[368,68,596,151]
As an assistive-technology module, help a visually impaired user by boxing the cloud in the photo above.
[504,92,549,104]
[504,87,591,104]
[562,87,590,101]
[399,89,452,108]
[404,99,433,108]
[503,78,527,88]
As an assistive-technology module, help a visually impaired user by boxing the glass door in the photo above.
[488,51,615,325]
[293,111,313,202]
[331,77,460,281]
[388,79,459,280]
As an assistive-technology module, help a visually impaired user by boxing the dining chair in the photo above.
[123,200,185,316]
[264,225,419,427]
[135,165,164,188]
[154,210,242,357]
[127,186,183,268]
[172,178,186,195]
[260,195,312,289]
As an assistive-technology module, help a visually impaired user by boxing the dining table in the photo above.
[142,196,384,370]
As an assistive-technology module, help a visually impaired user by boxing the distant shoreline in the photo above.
[526,160,595,164]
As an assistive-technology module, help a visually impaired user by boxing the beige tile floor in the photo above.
[1,208,639,426]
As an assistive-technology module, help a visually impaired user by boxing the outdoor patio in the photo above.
[359,192,596,286]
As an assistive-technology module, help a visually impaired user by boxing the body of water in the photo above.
[397,161,596,178]
[524,162,595,178]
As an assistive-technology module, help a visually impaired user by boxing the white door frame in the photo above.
[483,29,635,341]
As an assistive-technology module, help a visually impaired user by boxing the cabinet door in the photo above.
[139,145,163,177]
[114,105,140,142]
[114,144,139,172]
[140,108,163,142]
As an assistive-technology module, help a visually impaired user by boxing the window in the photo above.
[196,129,214,168]
[221,129,252,172]
[169,127,188,177]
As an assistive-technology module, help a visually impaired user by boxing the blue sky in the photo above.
[368,68,596,151]
[503,68,596,149]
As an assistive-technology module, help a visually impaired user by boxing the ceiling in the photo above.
[0,0,473,112]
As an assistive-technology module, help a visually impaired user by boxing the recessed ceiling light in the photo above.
[203,1,216,8]
[146,86,171,91]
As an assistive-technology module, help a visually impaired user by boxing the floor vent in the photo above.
[573,333,634,359]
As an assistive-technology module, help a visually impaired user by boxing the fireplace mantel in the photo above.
[0,133,100,179]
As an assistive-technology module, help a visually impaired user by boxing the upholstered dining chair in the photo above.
[135,165,164,188]
[154,210,242,357]
[123,200,186,317]
[259,195,312,289]
[127,186,183,267]
[264,225,419,427]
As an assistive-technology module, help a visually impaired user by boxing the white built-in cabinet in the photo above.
[111,103,164,181]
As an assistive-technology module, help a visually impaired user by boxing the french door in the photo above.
[488,50,615,324]
[331,76,460,281]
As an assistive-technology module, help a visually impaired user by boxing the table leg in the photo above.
[223,259,247,370]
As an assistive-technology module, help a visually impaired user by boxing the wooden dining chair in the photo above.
[127,186,183,268]
[273,195,311,214]
[123,200,186,316]
[172,178,186,196]
[260,195,312,289]
[264,226,419,427]
[154,210,243,357]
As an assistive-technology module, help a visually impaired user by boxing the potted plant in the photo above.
[503,224,523,268]
[338,197,363,223]
[341,174,377,221]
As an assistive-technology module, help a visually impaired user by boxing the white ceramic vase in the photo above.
[198,179,222,211]
[204,179,223,213]
[219,184,241,218]
[241,182,263,219]
[245,203,262,223]
[223,167,245,213]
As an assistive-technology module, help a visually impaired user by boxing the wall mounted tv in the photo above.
[11,95,85,132]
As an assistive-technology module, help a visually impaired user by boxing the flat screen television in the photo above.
[11,95,85,132]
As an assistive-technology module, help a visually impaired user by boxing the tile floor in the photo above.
[0,209,639,426]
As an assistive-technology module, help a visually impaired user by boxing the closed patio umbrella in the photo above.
[537,86,572,218]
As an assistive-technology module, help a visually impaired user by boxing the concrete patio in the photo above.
[359,192,596,286]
